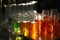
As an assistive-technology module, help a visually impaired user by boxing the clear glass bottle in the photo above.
[29,10,39,40]
[41,10,53,40]
[21,12,30,37]
[12,13,22,34]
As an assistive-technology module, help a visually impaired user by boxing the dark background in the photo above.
[2,0,60,12]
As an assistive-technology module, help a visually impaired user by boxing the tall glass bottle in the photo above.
[41,16,48,40]
[21,12,30,37]
[50,9,59,39]
[47,9,54,40]
[12,7,22,35]
[41,10,53,40]
[12,4,23,40]
[29,10,39,40]
[35,13,42,40]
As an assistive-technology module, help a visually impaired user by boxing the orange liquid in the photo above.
[35,20,42,36]
[29,22,39,40]
[30,33,39,40]
[22,21,30,36]
[29,22,39,33]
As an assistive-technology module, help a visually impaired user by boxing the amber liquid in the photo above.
[35,20,42,36]
[22,21,30,36]
[29,22,39,40]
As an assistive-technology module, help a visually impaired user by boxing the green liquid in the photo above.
[13,22,20,28]
[13,21,22,34]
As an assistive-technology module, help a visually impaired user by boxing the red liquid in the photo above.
[41,16,53,40]
[54,24,60,38]
[47,24,53,40]
[41,22,48,40]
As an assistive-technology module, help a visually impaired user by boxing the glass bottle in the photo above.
[50,9,59,39]
[29,10,39,40]
[21,12,30,37]
[35,13,42,40]
[13,13,22,34]
[41,10,53,40]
